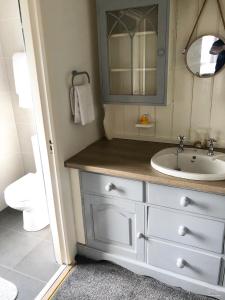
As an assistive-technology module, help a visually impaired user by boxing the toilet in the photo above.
[4,135,49,231]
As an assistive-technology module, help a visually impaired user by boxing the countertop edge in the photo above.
[66,162,225,196]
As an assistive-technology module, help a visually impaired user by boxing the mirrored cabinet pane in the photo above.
[107,5,158,96]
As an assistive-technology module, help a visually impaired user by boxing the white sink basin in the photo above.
[151,147,225,181]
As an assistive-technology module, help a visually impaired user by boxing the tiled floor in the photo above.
[0,207,60,300]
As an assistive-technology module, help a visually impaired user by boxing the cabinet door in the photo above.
[96,0,169,105]
[83,194,145,261]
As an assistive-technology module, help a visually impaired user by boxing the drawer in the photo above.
[147,183,225,219]
[147,207,225,253]
[147,239,221,285]
[81,172,143,202]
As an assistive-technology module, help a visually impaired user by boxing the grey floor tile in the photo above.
[3,207,21,216]
[44,229,53,241]
[0,207,51,239]
[0,226,42,268]
[32,225,52,240]
[0,207,59,298]
[0,208,23,231]
[15,240,59,282]
[0,265,45,300]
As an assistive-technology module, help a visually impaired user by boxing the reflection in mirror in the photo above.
[186,35,225,77]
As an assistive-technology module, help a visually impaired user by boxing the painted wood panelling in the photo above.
[104,0,225,147]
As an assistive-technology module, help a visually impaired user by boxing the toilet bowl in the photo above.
[4,135,49,231]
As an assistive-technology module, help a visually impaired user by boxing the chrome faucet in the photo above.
[177,135,185,153]
[207,138,216,156]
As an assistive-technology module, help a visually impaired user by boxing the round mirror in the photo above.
[186,35,225,77]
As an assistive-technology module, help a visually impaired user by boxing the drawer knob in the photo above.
[180,196,190,207]
[137,232,145,239]
[105,183,115,192]
[176,258,186,268]
[178,225,188,236]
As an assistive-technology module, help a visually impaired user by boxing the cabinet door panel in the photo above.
[92,204,132,246]
[84,194,145,261]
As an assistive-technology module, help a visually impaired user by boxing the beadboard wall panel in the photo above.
[172,0,198,140]
[190,0,219,134]
[210,15,225,143]
[105,0,225,147]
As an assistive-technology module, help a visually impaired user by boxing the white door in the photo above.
[19,0,75,265]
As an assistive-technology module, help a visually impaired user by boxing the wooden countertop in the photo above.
[65,138,225,196]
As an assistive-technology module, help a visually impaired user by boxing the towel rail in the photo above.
[72,70,90,85]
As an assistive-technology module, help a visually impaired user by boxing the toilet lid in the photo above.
[0,277,18,300]
[4,173,45,203]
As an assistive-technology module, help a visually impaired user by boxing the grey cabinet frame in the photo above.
[96,0,170,105]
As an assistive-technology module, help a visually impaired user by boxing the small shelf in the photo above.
[135,122,155,128]
[110,31,157,38]
[110,68,156,72]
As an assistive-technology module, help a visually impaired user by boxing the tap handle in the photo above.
[208,138,216,146]
[178,135,185,142]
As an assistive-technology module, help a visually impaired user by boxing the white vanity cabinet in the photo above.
[79,171,225,299]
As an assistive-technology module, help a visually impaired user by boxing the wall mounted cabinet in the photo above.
[96,0,170,105]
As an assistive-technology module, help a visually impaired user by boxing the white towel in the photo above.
[70,86,81,124]
[70,83,95,125]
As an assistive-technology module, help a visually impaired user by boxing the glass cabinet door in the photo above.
[96,0,169,105]
[107,5,158,96]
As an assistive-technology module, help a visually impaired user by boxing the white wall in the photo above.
[106,0,225,147]
[0,0,36,174]
[38,0,103,255]
[39,0,103,159]
[0,1,24,210]
[0,0,39,211]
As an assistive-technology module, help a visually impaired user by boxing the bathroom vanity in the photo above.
[65,139,225,299]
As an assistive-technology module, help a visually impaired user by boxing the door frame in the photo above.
[19,0,74,265]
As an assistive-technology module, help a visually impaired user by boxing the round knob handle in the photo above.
[180,196,189,207]
[105,183,114,192]
[178,225,188,236]
[137,232,144,239]
[176,258,186,268]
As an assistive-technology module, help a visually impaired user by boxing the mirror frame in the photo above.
[185,34,225,78]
